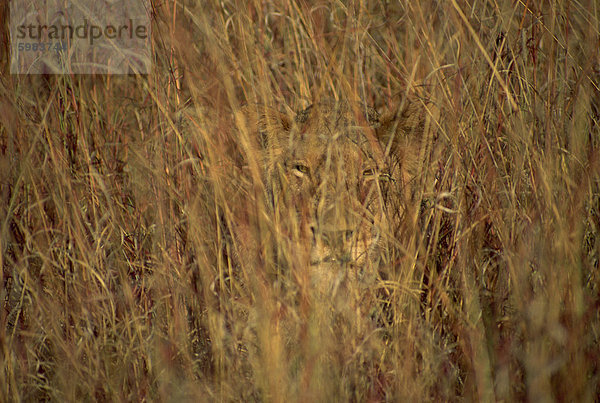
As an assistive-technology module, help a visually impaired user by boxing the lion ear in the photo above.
[239,104,292,149]
[376,98,431,193]
[376,99,427,156]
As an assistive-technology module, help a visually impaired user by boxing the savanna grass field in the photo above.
[2,0,600,401]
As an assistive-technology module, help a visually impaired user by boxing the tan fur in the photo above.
[233,99,427,297]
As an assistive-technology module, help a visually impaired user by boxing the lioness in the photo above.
[234,98,426,299]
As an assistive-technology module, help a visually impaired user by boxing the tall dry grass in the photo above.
[1,0,599,401]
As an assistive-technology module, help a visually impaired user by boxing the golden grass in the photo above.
[1,0,599,401]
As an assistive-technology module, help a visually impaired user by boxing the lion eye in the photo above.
[292,164,310,176]
[362,169,393,182]
[362,168,375,177]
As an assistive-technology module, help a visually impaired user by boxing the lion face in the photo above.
[253,100,418,294]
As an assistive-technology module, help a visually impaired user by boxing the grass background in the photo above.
[1,0,599,401]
